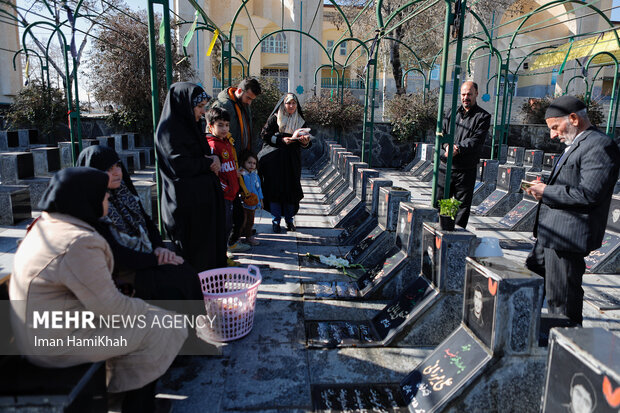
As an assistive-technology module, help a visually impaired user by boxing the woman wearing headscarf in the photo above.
[258,93,312,233]
[155,82,227,271]
[77,145,202,300]
[9,167,187,412]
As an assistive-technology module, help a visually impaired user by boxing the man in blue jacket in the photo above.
[525,95,620,325]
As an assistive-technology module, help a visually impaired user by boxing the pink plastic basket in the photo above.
[198,265,262,342]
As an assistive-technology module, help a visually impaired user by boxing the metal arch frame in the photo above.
[22,21,83,163]
[500,0,620,146]
[585,51,619,136]
[564,75,589,98]
[13,48,49,91]
[402,68,428,101]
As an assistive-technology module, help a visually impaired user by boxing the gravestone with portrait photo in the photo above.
[337,176,391,246]
[306,204,439,348]
[333,168,378,231]
[584,195,620,274]
[474,171,544,232]
[329,162,368,227]
[410,144,435,176]
[523,149,544,172]
[472,159,499,206]
[472,165,525,217]
[542,327,620,413]
[505,146,525,166]
[311,256,546,413]
[542,152,560,173]
[303,190,413,301]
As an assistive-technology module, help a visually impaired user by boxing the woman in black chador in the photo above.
[78,145,203,300]
[155,82,227,271]
[258,93,312,233]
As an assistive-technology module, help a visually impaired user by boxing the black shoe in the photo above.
[286,222,296,232]
[273,223,281,233]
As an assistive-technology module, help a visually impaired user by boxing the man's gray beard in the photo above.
[562,121,579,144]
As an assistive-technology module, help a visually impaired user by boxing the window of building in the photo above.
[235,35,243,51]
[339,42,347,56]
[326,40,334,55]
[260,68,289,93]
[261,33,288,54]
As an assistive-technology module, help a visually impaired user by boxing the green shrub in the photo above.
[303,90,363,131]
[384,90,438,141]
[520,94,604,126]
[5,80,67,141]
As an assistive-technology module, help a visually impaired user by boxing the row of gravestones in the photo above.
[0,130,157,225]
[305,143,620,412]
[396,141,620,274]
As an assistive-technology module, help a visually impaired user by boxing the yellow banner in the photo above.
[531,30,620,70]
[206,29,219,56]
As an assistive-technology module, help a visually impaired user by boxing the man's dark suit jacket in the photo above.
[441,104,491,170]
[534,126,620,254]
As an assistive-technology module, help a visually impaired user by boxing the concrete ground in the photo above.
[1,168,618,412]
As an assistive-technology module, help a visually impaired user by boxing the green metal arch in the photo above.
[507,0,620,54]
[229,0,353,48]
[585,51,619,136]
[247,29,332,68]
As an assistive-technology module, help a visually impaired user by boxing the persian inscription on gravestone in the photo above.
[371,276,435,341]
[500,200,536,228]
[476,191,504,215]
[400,327,492,412]
[584,233,619,271]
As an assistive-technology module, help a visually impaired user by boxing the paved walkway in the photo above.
[1,168,619,412]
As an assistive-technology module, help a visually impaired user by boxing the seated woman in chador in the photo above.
[10,167,187,412]
[78,145,202,301]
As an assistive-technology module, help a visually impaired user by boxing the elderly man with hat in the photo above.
[525,95,620,325]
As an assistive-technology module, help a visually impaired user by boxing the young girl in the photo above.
[238,150,264,246]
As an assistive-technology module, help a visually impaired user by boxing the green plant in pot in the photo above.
[437,197,462,231]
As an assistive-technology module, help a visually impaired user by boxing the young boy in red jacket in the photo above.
[205,107,244,257]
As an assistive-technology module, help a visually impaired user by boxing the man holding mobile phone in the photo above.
[525,95,620,325]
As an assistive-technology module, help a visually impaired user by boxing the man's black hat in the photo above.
[544,95,587,119]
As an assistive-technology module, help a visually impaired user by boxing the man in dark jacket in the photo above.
[436,80,491,228]
[525,95,620,325]
[211,78,262,253]
[212,77,262,153]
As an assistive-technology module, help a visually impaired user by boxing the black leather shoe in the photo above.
[286,222,296,232]
[273,223,281,233]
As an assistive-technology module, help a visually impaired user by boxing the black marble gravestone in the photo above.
[542,327,620,413]
[542,152,560,172]
[472,159,499,206]
[473,165,524,216]
[337,175,389,246]
[505,146,525,166]
[311,256,545,413]
[523,149,543,172]
[306,204,439,347]
[585,195,620,273]
[475,171,544,232]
